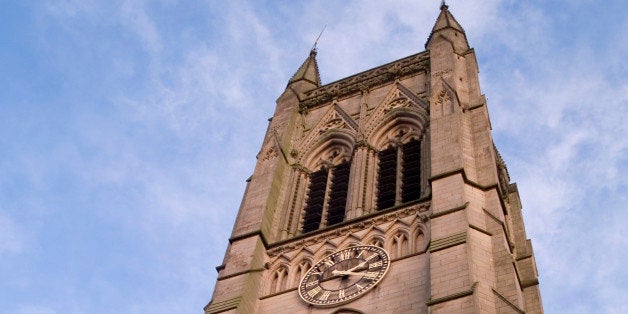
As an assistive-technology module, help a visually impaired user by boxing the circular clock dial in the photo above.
[298,245,390,307]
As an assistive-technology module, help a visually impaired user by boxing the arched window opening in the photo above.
[401,139,421,203]
[391,232,409,259]
[369,237,384,248]
[269,266,289,294]
[294,260,312,286]
[376,146,397,210]
[416,231,426,253]
[327,162,350,226]
[302,161,350,233]
[376,138,421,210]
[302,168,328,233]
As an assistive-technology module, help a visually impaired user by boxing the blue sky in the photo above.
[1,1,626,313]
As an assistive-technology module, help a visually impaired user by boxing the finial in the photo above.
[440,0,448,10]
[311,24,327,53]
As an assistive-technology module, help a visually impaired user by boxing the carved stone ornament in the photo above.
[300,52,429,109]
[261,145,278,161]
[267,201,431,257]
[385,97,410,111]
[320,117,346,133]
[436,90,451,105]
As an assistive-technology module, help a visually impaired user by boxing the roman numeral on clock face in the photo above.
[370,261,383,268]
[320,290,331,300]
[305,281,318,288]
[365,253,378,262]
[324,259,334,268]
[338,251,352,261]
[307,286,322,297]
[363,271,379,280]
[338,289,345,298]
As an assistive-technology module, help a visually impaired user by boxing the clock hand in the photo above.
[331,270,367,276]
[347,260,368,272]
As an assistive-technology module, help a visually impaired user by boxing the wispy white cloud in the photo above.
[119,0,163,54]
[0,211,25,254]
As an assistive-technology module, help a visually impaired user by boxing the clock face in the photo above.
[298,245,390,307]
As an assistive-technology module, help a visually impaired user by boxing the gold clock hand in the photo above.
[331,270,367,276]
[347,260,368,272]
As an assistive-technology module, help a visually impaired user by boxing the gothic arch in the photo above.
[369,112,426,150]
[387,229,410,259]
[316,249,335,262]
[292,258,313,286]
[368,113,427,211]
[267,263,290,295]
[365,235,385,248]
[298,132,356,234]
[337,232,362,248]
[300,131,356,171]
[363,82,429,147]
[281,132,356,238]
[431,79,461,117]
[412,223,430,253]
[297,104,359,165]
[268,253,291,270]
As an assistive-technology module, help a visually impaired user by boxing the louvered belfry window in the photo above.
[302,162,350,233]
[401,139,421,202]
[326,162,350,226]
[376,139,421,210]
[376,147,397,210]
[301,168,328,233]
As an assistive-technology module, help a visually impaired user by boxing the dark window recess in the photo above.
[402,139,421,203]
[302,168,328,233]
[377,147,397,210]
[326,162,350,226]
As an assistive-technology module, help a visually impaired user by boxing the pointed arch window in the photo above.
[369,237,385,248]
[302,162,351,233]
[391,232,409,259]
[376,138,421,210]
[269,266,289,294]
[294,259,312,286]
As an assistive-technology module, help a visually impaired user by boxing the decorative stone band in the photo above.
[428,232,467,253]
[299,51,430,111]
[216,267,265,282]
[520,278,540,288]
[426,282,478,306]
[205,297,242,314]
[430,202,468,219]
[267,201,431,257]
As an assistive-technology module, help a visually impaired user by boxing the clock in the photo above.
[298,245,390,307]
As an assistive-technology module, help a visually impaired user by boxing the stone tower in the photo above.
[205,4,542,313]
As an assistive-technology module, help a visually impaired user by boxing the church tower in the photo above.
[205,4,543,313]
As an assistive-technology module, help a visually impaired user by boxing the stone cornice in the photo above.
[428,232,467,253]
[267,200,431,256]
[427,282,478,306]
[216,267,265,282]
[299,51,430,112]
[205,297,242,314]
